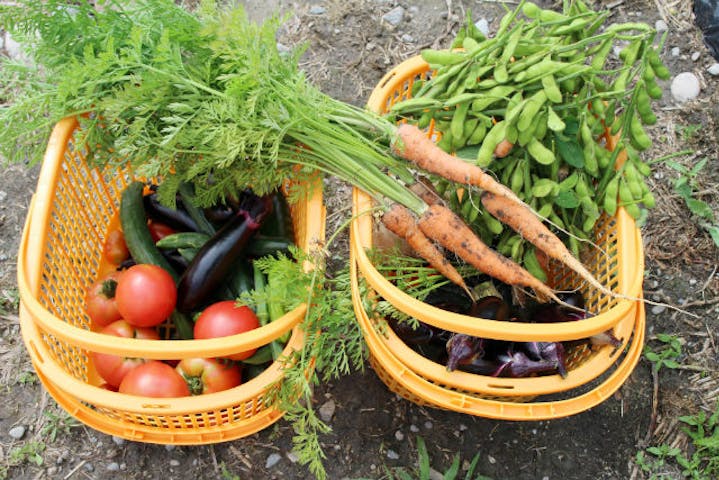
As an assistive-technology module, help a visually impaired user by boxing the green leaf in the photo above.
[705,224,719,248]
[417,437,431,480]
[555,134,584,168]
[686,198,715,221]
[555,190,580,208]
[455,145,481,161]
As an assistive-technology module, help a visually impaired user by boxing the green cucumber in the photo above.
[119,181,193,339]
[246,235,294,258]
[156,232,211,250]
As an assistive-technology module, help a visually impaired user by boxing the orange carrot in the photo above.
[392,123,522,204]
[417,203,563,304]
[493,139,514,159]
[480,191,613,297]
[382,204,474,300]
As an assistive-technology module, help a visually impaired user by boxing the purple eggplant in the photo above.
[522,341,568,378]
[457,356,509,376]
[388,318,437,345]
[498,350,562,378]
[446,334,485,371]
[176,191,273,312]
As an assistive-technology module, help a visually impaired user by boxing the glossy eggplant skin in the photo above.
[176,192,273,313]
[142,193,200,232]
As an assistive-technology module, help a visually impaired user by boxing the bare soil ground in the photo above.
[1,1,718,479]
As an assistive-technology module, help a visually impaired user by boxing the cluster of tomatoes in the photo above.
[85,228,262,398]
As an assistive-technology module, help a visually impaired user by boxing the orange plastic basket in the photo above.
[347,56,646,418]
[351,256,645,420]
[18,117,326,444]
[353,55,644,343]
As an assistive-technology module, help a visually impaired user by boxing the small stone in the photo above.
[691,51,701,61]
[308,5,326,15]
[318,399,336,422]
[671,72,701,103]
[4,33,24,61]
[395,430,404,441]
[475,18,490,37]
[655,20,668,32]
[409,424,419,433]
[107,462,120,472]
[47,466,59,476]
[83,463,94,472]
[265,453,282,469]
[169,459,180,467]
[430,469,446,480]
[708,63,719,76]
[286,451,299,463]
[651,304,667,315]
[689,278,697,285]
[386,449,400,460]
[423,420,433,429]
[382,6,405,27]
[458,424,468,431]
[488,455,497,465]
[671,47,680,57]
[0,191,7,202]
[112,436,126,446]
[119,463,126,471]
[400,33,414,43]
[164,445,176,452]
[8,425,26,440]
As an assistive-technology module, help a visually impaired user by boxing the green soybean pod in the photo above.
[494,63,509,84]
[517,115,540,146]
[522,2,541,19]
[534,110,548,140]
[618,179,634,204]
[476,120,507,167]
[635,160,652,177]
[510,162,525,193]
[436,129,454,152]
[506,123,519,145]
[537,202,554,218]
[523,247,548,283]
[584,143,599,176]
[539,8,567,22]
[451,101,470,141]
[603,195,618,217]
[527,138,555,165]
[596,145,612,170]
[467,121,488,145]
[463,117,480,139]
[511,237,523,262]
[582,215,599,233]
[505,98,528,126]
[541,74,563,103]
[462,36,480,52]
[625,203,641,219]
[481,209,504,235]
[417,111,434,129]
[590,39,613,70]
[421,49,466,66]
[629,115,652,151]
[545,107,565,133]
[517,90,548,132]
[642,191,656,208]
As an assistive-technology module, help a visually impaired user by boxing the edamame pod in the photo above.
[541,74,563,103]
[476,120,507,167]
[517,90,548,132]
[527,138,555,165]
[629,115,652,150]
[451,101,471,140]
[421,49,466,66]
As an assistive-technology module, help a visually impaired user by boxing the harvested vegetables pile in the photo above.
[388,0,667,281]
[0,0,665,477]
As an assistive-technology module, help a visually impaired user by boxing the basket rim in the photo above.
[33,365,286,444]
[20,306,303,414]
[17,117,324,357]
[352,55,645,342]
[350,257,646,420]
[351,251,640,397]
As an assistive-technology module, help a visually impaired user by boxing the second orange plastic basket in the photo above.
[348,56,646,418]
[18,117,326,444]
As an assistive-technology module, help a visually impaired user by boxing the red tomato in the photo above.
[85,271,122,328]
[115,264,177,327]
[91,320,160,388]
[176,358,242,395]
[193,301,260,361]
[103,229,130,265]
[118,361,190,398]
[147,221,177,242]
